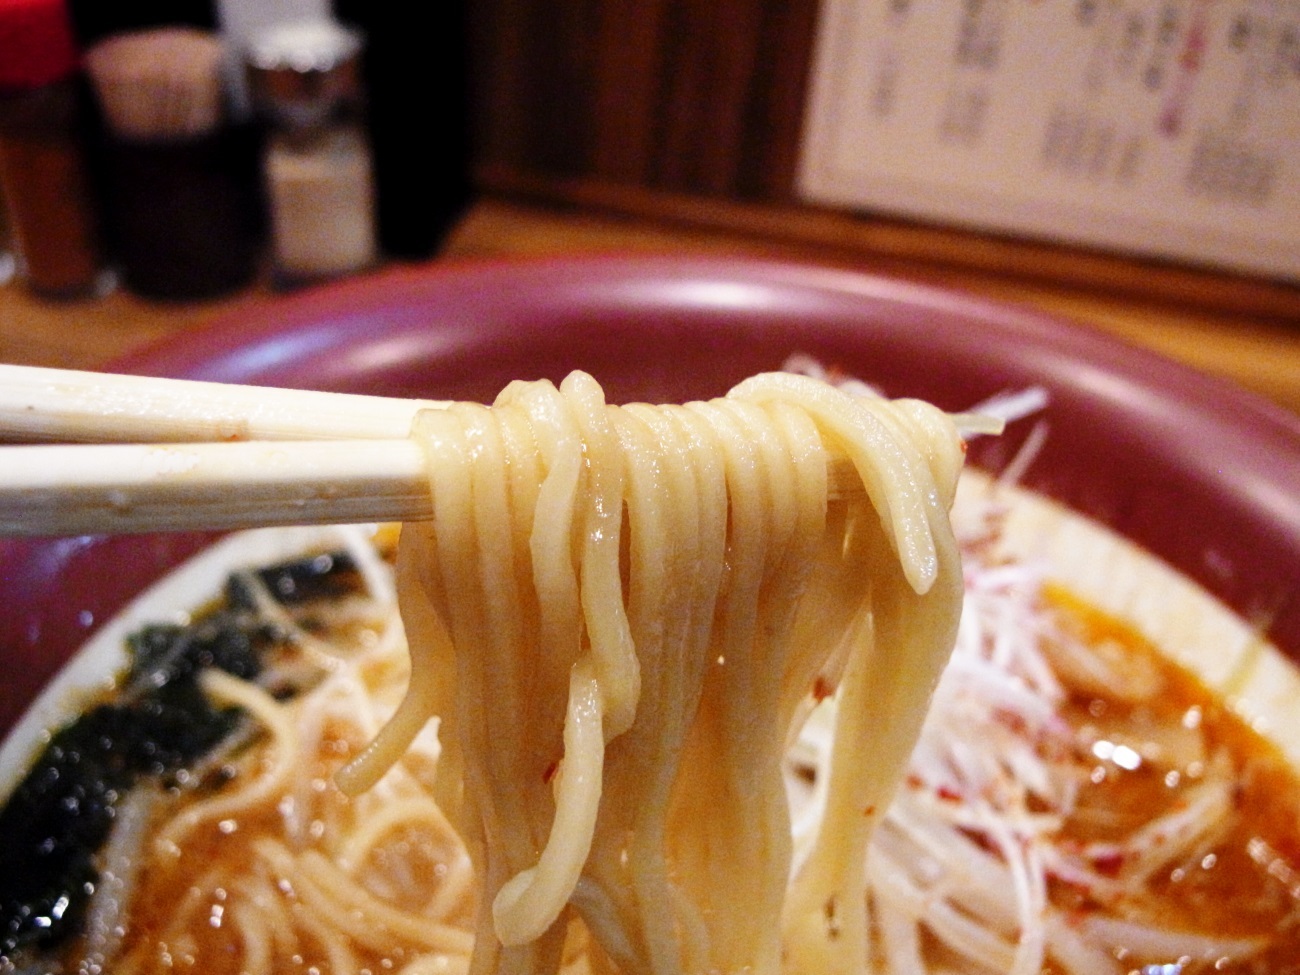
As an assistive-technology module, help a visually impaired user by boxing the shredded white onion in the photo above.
[780,366,1280,973]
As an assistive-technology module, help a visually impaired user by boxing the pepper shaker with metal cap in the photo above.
[245,20,377,285]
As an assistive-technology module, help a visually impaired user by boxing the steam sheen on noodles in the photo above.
[335,370,965,975]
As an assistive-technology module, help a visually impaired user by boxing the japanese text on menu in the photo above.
[799,0,1299,281]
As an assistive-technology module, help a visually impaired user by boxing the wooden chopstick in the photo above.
[0,364,1004,537]
[0,439,432,535]
[0,437,878,537]
[0,364,448,444]
[0,363,447,534]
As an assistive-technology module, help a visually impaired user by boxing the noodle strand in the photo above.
[355,371,966,975]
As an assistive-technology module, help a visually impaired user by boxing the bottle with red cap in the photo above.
[0,0,109,298]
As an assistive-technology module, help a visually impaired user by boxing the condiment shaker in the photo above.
[0,0,108,298]
[245,21,378,286]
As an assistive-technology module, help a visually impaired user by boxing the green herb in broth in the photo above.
[0,550,366,966]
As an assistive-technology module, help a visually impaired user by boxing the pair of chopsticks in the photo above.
[0,365,449,536]
[0,364,1004,538]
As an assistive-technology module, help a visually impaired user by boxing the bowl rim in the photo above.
[2,253,1298,739]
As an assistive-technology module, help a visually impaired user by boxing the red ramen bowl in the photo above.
[1,255,1298,736]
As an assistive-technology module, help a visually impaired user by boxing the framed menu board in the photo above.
[798,0,1300,283]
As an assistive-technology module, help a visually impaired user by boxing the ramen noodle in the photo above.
[1,371,1298,975]
[332,370,965,975]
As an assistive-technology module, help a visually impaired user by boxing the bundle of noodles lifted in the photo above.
[335,370,966,975]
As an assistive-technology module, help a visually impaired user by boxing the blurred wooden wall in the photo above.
[468,0,820,201]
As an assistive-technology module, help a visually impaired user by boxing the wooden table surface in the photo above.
[3,196,1299,419]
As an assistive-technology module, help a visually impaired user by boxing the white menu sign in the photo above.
[798,0,1300,282]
